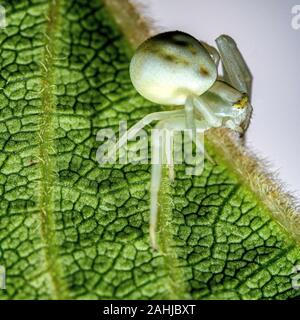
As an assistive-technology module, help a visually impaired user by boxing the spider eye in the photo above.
[233,95,248,109]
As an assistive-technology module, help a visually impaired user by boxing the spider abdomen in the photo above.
[130,31,217,105]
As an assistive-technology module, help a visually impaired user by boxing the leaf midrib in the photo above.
[37,0,68,300]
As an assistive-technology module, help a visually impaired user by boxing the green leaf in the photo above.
[0,0,300,300]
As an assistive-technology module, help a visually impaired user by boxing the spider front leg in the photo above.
[185,96,216,164]
[149,116,208,250]
[201,42,220,66]
[150,117,185,249]
[109,109,185,160]
[149,120,165,250]
[192,96,223,128]
[216,35,253,98]
[215,35,253,132]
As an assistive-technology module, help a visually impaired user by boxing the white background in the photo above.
[136,0,300,195]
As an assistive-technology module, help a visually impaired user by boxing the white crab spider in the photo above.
[110,31,253,250]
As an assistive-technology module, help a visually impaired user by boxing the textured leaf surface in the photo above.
[0,0,300,300]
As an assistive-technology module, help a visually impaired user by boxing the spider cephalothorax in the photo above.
[110,31,253,249]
